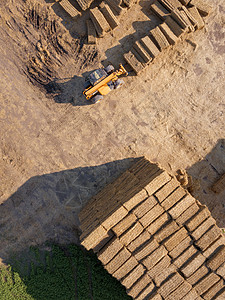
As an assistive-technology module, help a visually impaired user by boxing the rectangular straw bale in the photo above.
[161,186,187,210]
[105,0,125,15]
[112,213,137,236]
[206,245,225,271]
[134,238,159,261]
[181,252,206,277]
[186,264,209,285]
[150,26,170,50]
[194,272,220,295]
[139,204,164,228]
[185,207,211,232]
[154,177,179,202]
[97,236,124,265]
[128,274,153,298]
[127,231,151,253]
[195,225,222,251]
[169,235,192,259]
[90,8,109,37]
[159,0,182,11]
[133,41,152,63]
[140,36,160,59]
[202,279,224,300]
[147,212,171,235]
[191,217,216,240]
[179,8,195,32]
[211,173,225,194]
[158,272,184,298]
[104,247,131,274]
[81,225,109,250]
[182,6,198,27]
[142,245,167,269]
[190,0,212,16]
[99,3,119,30]
[59,0,81,18]
[148,256,173,281]
[154,220,180,243]
[187,6,204,30]
[203,235,225,258]
[113,256,138,280]
[164,227,188,251]
[148,292,162,300]
[215,287,225,299]
[123,189,148,211]
[121,264,146,289]
[119,222,144,246]
[173,245,198,268]
[217,262,225,278]
[133,196,158,219]
[165,16,185,37]
[159,22,178,45]
[144,171,171,195]
[176,202,199,225]
[151,1,170,20]
[135,282,155,300]
[169,194,196,219]
[181,288,200,300]
[93,230,114,253]
[124,51,146,75]
[86,19,96,44]
[130,159,159,176]
[166,281,192,300]
[101,205,128,230]
[171,9,189,30]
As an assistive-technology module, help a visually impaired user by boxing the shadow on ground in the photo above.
[0,157,138,264]
[187,139,225,227]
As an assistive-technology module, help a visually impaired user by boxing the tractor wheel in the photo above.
[114,79,125,89]
[92,95,103,104]
[105,65,115,74]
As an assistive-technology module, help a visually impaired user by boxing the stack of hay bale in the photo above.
[124,0,211,74]
[79,157,225,299]
[58,0,81,18]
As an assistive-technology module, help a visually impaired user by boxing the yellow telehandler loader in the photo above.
[83,64,128,103]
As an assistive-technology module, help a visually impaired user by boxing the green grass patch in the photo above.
[0,244,131,300]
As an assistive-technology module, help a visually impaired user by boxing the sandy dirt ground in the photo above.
[0,0,224,262]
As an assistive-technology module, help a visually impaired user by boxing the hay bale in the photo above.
[181,288,200,300]
[154,220,180,243]
[159,22,178,45]
[112,213,137,236]
[191,217,216,240]
[194,272,220,295]
[133,41,152,63]
[128,274,154,298]
[144,171,171,195]
[127,230,151,252]
[148,292,162,300]
[134,238,159,261]
[151,258,174,284]
[139,204,164,228]
[150,26,170,50]
[112,256,138,280]
[202,279,224,300]
[99,3,119,30]
[124,51,146,75]
[133,196,158,219]
[140,36,160,59]
[93,230,114,253]
[104,247,131,274]
[169,235,192,259]
[203,235,225,258]
[59,0,81,18]
[206,245,225,271]
[123,189,148,211]
[147,212,170,235]
[173,245,198,268]
[161,186,187,210]
[217,262,225,278]
[151,1,170,20]
[164,227,188,251]
[135,282,156,300]
[90,8,111,37]
[176,202,199,225]
[81,225,110,250]
[121,264,146,289]
[97,236,124,265]
[185,207,211,232]
[158,0,182,11]
[101,205,128,230]
[166,281,192,300]
[169,194,196,219]
[188,6,204,30]
[186,264,209,285]
[158,272,184,298]
[165,16,185,37]
[154,178,179,202]
[119,222,144,246]
[195,225,222,251]
[181,252,206,277]
[190,0,212,16]
[86,19,96,44]
[142,245,168,269]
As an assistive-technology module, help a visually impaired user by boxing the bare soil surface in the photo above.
[0,0,224,262]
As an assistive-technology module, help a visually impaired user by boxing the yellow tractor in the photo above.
[83,64,128,103]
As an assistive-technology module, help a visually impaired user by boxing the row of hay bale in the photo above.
[124,0,211,74]
[79,157,225,299]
